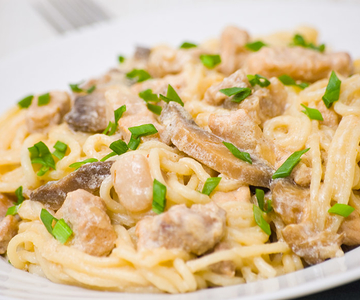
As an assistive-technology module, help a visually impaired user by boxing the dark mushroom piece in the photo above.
[134,46,151,60]
[160,102,274,188]
[30,161,113,211]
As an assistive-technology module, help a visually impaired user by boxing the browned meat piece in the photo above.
[55,189,116,256]
[235,77,287,126]
[291,162,312,187]
[160,102,274,187]
[26,91,71,133]
[219,26,250,75]
[316,100,340,129]
[111,154,153,213]
[136,202,226,255]
[209,242,236,277]
[134,46,151,60]
[203,70,250,106]
[208,109,277,167]
[212,186,251,205]
[244,46,352,82]
[0,194,18,254]
[271,179,309,225]
[30,161,113,210]
[338,210,360,246]
[65,92,108,133]
[282,223,343,265]
[105,88,170,144]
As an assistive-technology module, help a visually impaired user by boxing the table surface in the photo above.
[1,0,360,299]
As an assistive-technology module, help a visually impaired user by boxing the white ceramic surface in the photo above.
[1,1,360,299]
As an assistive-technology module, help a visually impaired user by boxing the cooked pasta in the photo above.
[0,25,359,293]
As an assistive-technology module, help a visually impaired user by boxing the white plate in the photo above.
[0,1,360,299]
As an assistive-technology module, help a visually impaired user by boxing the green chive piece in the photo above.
[245,41,267,52]
[86,85,96,94]
[247,74,270,87]
[152,179,167,214]
[109,139,129,155]
[52,218,73,244]
[200,54,221,68]
[253,205,271,235]
[255,189,273,213]
[15,186,24,204]
[40,208,56,236]
[38,93,50,106]
[159,84,184,106]
[139,89,159,102]
[100,152,117,162]
[28,141,56,176]
[272,148,310,179]
[52,141,68,160]
[114,105,126,123]
[126,69,151,82]
[328,203,355,218]
[128,124,158,138]
[69,158,98,169]
[18,95,33,109]
[278,75,309,90]
[69,82,96,94]
[292,34,325,53]
[219,87,252,103]
[103,105,127,136]
[118,55,125,63]
[301,104,324,121]
[6,204,21,216]
[202,177,221,195]
[128,136,141,150]
[223,141,252,164]
[180,42,197,49]
[146,103,162,115]
[322,71,341,108]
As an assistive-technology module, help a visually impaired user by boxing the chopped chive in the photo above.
[202,177,221,195]
[278,74,309,90]
[128,124,158,138]
[52,218,73,244]
[52,141,68,160]
[118,55,125,63]
[69,82,96,94]
[255,188,273,213]
[126,69,151,82]
[69,158,98,169]
[180,42,197,49]
[100,152,117,162]
[292,34,325,53]
[40,208,56,236]
[223,141,252,164]
[328,203,354,218]
[38,93,50,106]
[15,186,24,204]
[86,85,96,94]
[219,87,252,103]
[5,204,21,216]
[247,74,270,87]
[301,104,324,121]
[245,41,267,52]
[127,136,141,150]
[322,71,341,108]
[103,105,127,136]
[159,84,184,106]
[146,103,162,115]
[28,141,56,176]
[272,148,310,179]
[139,89,159,102]
[18,95,33,109]
[114,105,126,123]
[152,179,167,214]
[110,139,129,155]
[200,54,221,68]
[253,205,271,235]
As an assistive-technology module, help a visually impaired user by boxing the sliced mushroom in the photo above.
[160,102,274,187]
[30,161,113,210]
[0,194,18,254]
[134,46,151,60]
[65,92,108,133]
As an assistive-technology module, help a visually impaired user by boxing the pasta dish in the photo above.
[1,25,359,293]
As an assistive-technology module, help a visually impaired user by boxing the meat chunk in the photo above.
[244,46,352,82]
[26,91,71,133]
[235,77,288,126]
[338,210,360,246]
[282,223,343,265]
[136,202,226,255]
[30,161,113,210]
[212,186,251,205]
[291,162,312,187]
[55,189,116,256]
[0,194,18,254]
[316,100,340,129]
[219,26,250,75]
[111,154,153,213]
[271,179,309,225]
[160,102,274,187]
[105,88,170,144]
[203,70,250,106]
[65,92,108,133]
[208,109,277,167]
[209,242,236,277]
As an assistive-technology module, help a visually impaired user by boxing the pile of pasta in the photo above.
[1,25,360,293]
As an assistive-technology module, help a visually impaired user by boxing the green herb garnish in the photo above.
[200,54,221,68]
[272,148,310,179]
[69,82,96,94]
[247,74,270,87]
[322,71,341,108]
[223,141,252,164]
[103,105,127,136]
[118,55,125,63]
[301,104,324,121]
[328,203,354,218]
[146,103,162,115]
[5,186,24,216]
[52,141,68,160]
[255,188,273,213]
[28,141,56,176]
[100,139,129,161]
[292,34,325,53]
[219,87,252,103]
[159,84,184,106]
[69,158,98,169]
[202,177,221,196]
[38,93,50,106]
[245,41,267,52]
[127,124,158,150]
[40,209,73,244]
[253,205,271,235]
[152,179,167,214]
[126,69,151,82]
[18,95,33,109]
[278,75,309,90]
[180,42,197,49]
[139,89,159,102]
